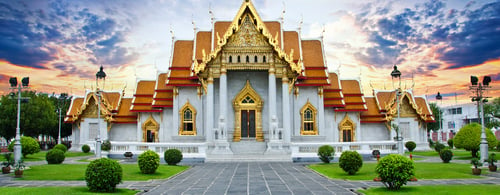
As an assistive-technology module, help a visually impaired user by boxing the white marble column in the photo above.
[219,66,227,134]
[172,87,179,137]
[282,76,291,143]
[269,66,277,139]
[318,87,325,136]
[206,76,214,142]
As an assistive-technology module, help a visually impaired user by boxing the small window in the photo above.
[237,56,241,63]
[229,56,232,63]
[179,101,197,135]
[246,56,249,63]
[303,108,314,131]
[300,101,317,135]
[254,56,258,63]
[263,56,266,63]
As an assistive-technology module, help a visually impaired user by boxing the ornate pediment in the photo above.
[400,97,418,117]
[226,14,270,48]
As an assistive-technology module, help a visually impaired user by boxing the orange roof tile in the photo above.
[302,40,325,67]
[340,80,362,94]
[214,21,232,48]
[195,31,212,60]
[101,92,121,111]
[264,21,281,49]
[64,97,84,123]
[134,81,156,95]
[375,91,396,111]
[415,96,435,122]
[324,73,344,108]
[283,31,300,61]
[335,80,366,111]
[171,40,194,67]
[113,98,137,123]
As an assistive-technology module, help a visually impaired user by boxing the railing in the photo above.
[291,141,397,158]
[108,141,207,158]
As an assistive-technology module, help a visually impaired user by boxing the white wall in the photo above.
[109,123,137,141]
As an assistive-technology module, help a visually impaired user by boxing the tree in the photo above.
[454,123,497,158]
[0,91,57,140]
[484,97,500,129]
[47,94,72,142]
[427,103,442,132]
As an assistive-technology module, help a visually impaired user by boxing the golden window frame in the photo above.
[300,100,318,135]
[179,100,197,135]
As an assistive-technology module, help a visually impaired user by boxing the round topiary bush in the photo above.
[339,151,363,175]
[439,148,453,163]
[375,154,415,190]
[46,149,65,164]
[82,144,90,153]
[8,136,41,158]
[138,150,160,174]
[53,144,68,153]
[164,149,183,165]
[434,142,445,153]
[101,140,111,151]
[454,123,496,157]
[405,141,416,152]
[85,158,122,192]
[447,138,454,149]
[317,145,335,163]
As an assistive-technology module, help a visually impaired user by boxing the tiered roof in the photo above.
[130,81,161,112]
[64,91,137,124]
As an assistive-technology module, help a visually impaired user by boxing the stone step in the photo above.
[205,154,292,162]
[230,140,267,154]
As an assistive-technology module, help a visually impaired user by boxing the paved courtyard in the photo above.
[1,156,500,195]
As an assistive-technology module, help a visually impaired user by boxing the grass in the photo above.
[19,164,188,181]
[309,162,486,180]
[0,186,138,195]
[358,184,500,195]
[1,151,94,162]
[408,149,500,160]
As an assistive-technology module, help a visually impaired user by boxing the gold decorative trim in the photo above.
[193,0,301,75]
[179,100,197,135]
[233,80,264,141]
[300,100,318,135]
[338,114,356,142]
[142,114,159,142]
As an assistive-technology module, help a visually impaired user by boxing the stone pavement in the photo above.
[1,156,500,195]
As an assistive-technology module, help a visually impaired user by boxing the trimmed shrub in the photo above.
[439,148,453,163]
[434,142,445,153]
[53,144,68,153]
[46,149,65,164]
[454,123,496,157]
[317,145,335,163]
[497,141,500,152]
[428,138,435,148]
[8,136,41,158]
[339,151,363,175]
[85,158,122,192]
[405,141,416,152]
[447,138,454,149]
[101,140,111,151]
[138,150,160,174]
[82,144,91,153]
[164,149,183,165]
[375,154,415,190]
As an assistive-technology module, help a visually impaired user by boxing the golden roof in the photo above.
[113,98,137,123]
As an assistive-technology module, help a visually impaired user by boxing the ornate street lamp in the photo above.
[9,77,30,164]
[95,65,106,158]
[390,65,403,155]
[470,75,492,165]
[436,92,442,132]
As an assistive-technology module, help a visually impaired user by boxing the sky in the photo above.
[0,0,499,106]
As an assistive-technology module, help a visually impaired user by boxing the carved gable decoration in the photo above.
[399,96,418,117]
[226,14,269,48]
[81,97,98,118]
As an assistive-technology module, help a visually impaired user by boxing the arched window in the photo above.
[246,55,250,63]
[263,56,266,63]
[237,56,241,63]
[300,100,317,135]
[254,56,258,63]
[229,56,233,63]
[339,114,356,142]
[179,101,196,135]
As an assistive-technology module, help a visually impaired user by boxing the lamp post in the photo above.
[436,92,442,139]
[9,77,29,164]
[470,76,491,165]
[390,65,403,155]
[57,93,69,145]
[95,65,106,158]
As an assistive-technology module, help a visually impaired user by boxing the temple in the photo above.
[65,0,434,161]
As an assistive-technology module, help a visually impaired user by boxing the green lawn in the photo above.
[0,187,138,195]
[309,162,486,180]
[358,185,500,195]
[18,164,188,181]
[408,149,500,160]
[1,151,94,162]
